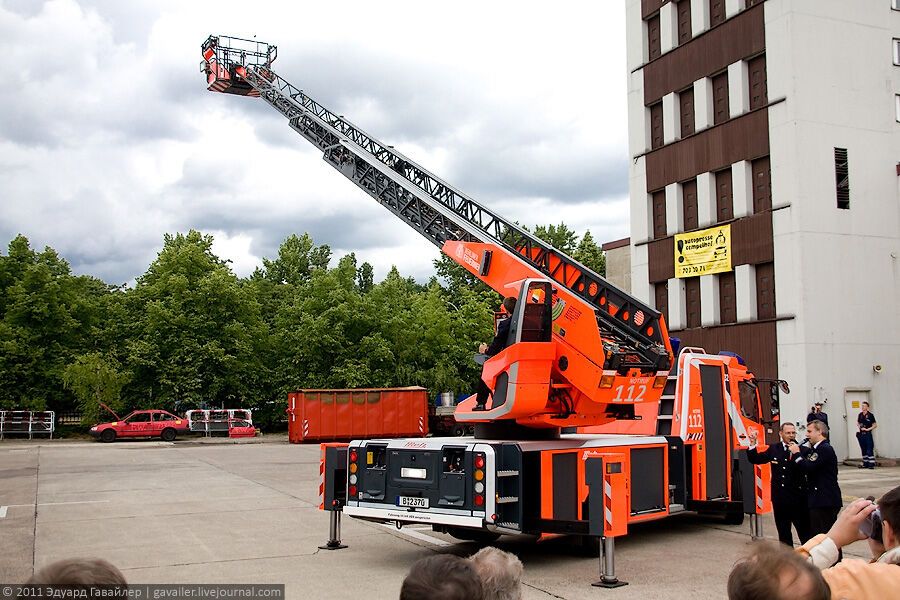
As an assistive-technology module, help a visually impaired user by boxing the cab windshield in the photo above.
[738,379,760,422]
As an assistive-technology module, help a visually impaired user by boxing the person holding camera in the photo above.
[856,401,877,469]
[798,486,900,597]
[747,423,811,546]
[806,402,828,426]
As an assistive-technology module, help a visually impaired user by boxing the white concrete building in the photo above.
[625,0,900,460]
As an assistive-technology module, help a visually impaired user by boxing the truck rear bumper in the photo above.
[344,505,485,529]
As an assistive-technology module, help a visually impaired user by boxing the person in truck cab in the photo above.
[473,296,517,411]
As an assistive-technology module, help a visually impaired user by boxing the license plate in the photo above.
[398,496,429,508]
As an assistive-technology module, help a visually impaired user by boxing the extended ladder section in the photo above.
[201,35,671,373]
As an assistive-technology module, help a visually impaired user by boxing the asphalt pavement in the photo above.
[1,436,897,599]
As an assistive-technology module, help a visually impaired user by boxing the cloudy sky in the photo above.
[0,0,629,285]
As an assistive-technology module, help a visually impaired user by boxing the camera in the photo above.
[859,502,883,543]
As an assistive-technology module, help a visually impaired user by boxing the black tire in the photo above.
[452,425,465,437]
[100,429,116,443]
[445,527,501,543]
[161,428,177,442]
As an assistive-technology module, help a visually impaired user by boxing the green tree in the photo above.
[123,231,270,412]
[532,223,578,255]
[0,236,109,411]
[356,261,374,294]
[260,233,331,286]
[62,352,130,423]
[573,229,607,277]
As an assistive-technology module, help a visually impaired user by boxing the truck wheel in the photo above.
[452,425,465,437]
[445,527,501,544]
[161,428,177,442]
[100,429,116,443]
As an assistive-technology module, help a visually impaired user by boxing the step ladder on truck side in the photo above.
[201,35,783,586]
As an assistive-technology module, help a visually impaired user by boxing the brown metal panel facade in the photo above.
[756,262,776,320]
[715,168,734,222]
[655,281,669,322]
[669,321,778,379]
[709,0,726,27]
[732,211,774,265]
[682,179,699,230]
[685,277,702,328]
[712,71,730,125]
[653,189,668,238]
[677,0,692,45]
[680,87,696,137]
[645,108,770,191]
[650,102,664,149]
[748,53,768,111]
[752,156,772,212]
[643,3,765,104]
[718,271,737,324]
[641,0,670,20]
[648,238,675,283]
[648,14,662,61]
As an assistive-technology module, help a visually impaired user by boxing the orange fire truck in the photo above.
[201,36,784,586]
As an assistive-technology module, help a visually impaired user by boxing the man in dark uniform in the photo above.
[790,420,842,540]
[747,423,811,546]
[856,401,877,469]
[806,402,828,426]
[473,297,517,411]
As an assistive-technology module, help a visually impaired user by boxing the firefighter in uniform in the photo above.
[856,401,877,469]
[790,420,842,541]
[747,423,811,546]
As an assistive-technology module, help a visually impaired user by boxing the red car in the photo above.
[90,409,189,443]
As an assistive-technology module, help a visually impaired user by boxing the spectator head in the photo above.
[861,401,870,412]
[502,297,517,315]
[779,422,797,444]
[400,554,484,600]
[26,558,126,586]
[727,542,829,600]
[806,420,828,444]
[469,547,523,600]
[878,485,900,550]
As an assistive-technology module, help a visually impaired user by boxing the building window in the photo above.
[719,271,737,324]
[652,190,668,239]
[655,281,669,323]
[894,0,900,11]
[896,95,900,122]
[748,54,768,110]
[677,0,692,45]
[751,156,772,213]
[894,39,900,66]
[647,14,662,61]
[685,277,702,328]
[650,102,664,149]
[835,148,850,210]
[712,71,730,125]
[709,0,726,27]
[715,168,734,222]
[679,87,695,138]
[682,179,699,231]
[755,262,776,320]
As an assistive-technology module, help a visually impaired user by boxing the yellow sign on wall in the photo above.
[674,224,732,278]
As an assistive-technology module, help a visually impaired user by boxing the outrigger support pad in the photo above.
[591,537,627,589]
[319,509,348,550]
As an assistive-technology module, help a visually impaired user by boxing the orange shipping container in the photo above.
[287,387,429,443]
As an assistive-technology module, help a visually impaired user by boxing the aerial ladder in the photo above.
[202,36,780,585]
[201,35,673,434]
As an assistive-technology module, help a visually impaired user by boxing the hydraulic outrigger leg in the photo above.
[592,537,627,589]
